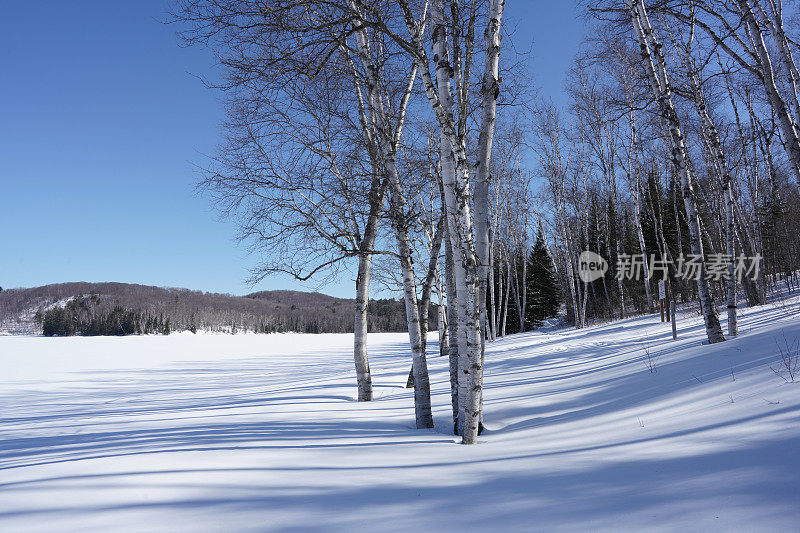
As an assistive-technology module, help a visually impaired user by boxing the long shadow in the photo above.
[0,416,453,471]
[0,429,797,531]
[2,313,798,530]
[481,313,800,435]
[0,338,451,472]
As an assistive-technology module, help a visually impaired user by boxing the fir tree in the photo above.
[525,228,561,328]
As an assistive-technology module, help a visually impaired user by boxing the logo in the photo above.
[579,252,762,282]
[578,251,608,282]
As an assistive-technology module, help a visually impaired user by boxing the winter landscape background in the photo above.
[3,0,800,530]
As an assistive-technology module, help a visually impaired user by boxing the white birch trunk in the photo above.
[682,50,738,335]
[488,241,497,341]
[613,191,626,318]
[758,0,800,128]
[389,190,434,429]
[443,213,460,434]
[520,243,528,332]
[354,253,373,401]
[737,0,800,182]
[631,0,725,343]
[475,0,505,345]
[429,0,484,443]
[561,227,580,328]
[633,180,655,313]
[350,12,434,424]
[502,256,511,336]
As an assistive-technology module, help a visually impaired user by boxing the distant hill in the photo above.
[0,282,411,335]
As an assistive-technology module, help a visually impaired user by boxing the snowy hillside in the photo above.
[1,299,798,532]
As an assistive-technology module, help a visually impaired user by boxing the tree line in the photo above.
[0,282,414,335]
[37,296,171,336]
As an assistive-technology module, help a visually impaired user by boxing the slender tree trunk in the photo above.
[421,218,445,347]
[474,0,505,346]
[598,211,613,319]
[723,67,765,305]
[502,256,511,336]
[737,0,800,182]
[354,254,374,401]
[443,212,460,435]
[438,287,448,358]
[488,241,497,341]
[519,249,528,332]
[407,217,445,388]
[631,0,725,343]
[612,192,626,318]
[633,179,655,312]
[724,180,737,335]
[429,0,486,443]
[580,215,590,326]
[757,1,800,124]
[561,227,580,328]
[390,192,434,428]
[350,15,434,424]
[682,50,738,335]
[509,251,522,323]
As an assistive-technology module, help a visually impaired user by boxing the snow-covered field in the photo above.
[1,299,799,532]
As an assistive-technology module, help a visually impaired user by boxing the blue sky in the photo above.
[0,1,582,298]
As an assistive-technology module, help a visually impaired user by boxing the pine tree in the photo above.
[525,228,561,328]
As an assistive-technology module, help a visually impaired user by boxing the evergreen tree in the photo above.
[525,228,561,328]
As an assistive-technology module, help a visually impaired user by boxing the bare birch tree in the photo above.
[629,0,726,343]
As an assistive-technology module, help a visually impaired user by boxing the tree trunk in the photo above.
[633,182,654,313]
[520,244,528,332]
[354,253,373,401]
[561,225,580,328]
[502,256,511,336]
[428,0,486,443]
[443,212,460,435]
[390,190,434,429]
[631,0,725,344]
[737,0,800,182]
[758,0,800,131]
[488,241,498,341]
[474,0,504,346]
[407,217,445,388]
[682,50,738,335]
[350,15,433,425]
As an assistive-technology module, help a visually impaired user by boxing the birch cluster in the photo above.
[172,0,800,443]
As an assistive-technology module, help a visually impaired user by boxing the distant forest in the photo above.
[0,282,419,336]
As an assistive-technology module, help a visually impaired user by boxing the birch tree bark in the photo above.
[736,0,800,182]
[350,14,434,427]
[475,0,505,344]
[397,0,500,443]
[722,64,766,305]
[502,255,512,336]
[354,252,375,401]
[388,187,435,428]
[755,0,800,143]
[443,211,460,434]
[630,0,726,343]
[679,43,738,335]
[406,216,445,389]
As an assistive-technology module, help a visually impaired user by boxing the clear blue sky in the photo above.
[0,1,582,298]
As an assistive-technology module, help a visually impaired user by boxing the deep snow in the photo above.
[0,298,799,532]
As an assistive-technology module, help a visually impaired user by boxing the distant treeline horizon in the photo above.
[0,282,421,336]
